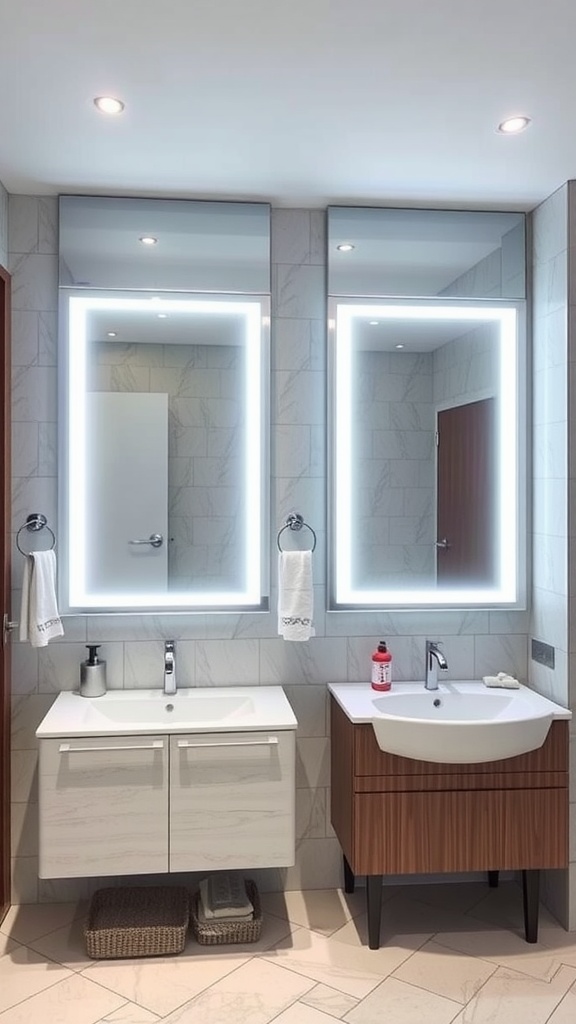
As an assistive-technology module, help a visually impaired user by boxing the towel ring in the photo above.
[277,513,317,553]
[16,513,56,556]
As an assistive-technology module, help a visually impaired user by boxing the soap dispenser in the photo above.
[80,645,107,697]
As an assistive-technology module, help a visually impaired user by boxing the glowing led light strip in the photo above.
[334,301,520,607]
[67,295,265,609]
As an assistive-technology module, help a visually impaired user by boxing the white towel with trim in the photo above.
[19,550,64,647]
[278,550,315,641]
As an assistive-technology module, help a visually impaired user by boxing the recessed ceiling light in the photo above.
[157,313,168,319]
[337,243,355,252]
[139,236,158,246]
[369,320,380,326]
[395,344,405,349]
[497,116,531,134]
[106,331,117,337]
[93,96,125,115]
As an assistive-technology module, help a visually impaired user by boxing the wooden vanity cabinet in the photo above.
[330,696,569,947]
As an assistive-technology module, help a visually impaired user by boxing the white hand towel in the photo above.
[19,550,64,647]
[278,550,315,641]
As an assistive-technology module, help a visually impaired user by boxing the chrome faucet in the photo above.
[164,640,176,695]
[425,640,448,690]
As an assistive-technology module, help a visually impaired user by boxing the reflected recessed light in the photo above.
[93,96,125,115]
[497,116,531,134]
[139,236,158,245]
[369,320,380,326]
[395,343,405,349]
[157,313,168,319]
[106,331,117,337]
[337,243,355,252]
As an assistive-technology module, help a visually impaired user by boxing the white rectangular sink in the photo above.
[329,681,571,764]
[36,686,297,738]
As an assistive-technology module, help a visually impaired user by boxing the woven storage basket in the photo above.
[85,885,189,959]
[190,879,262,945]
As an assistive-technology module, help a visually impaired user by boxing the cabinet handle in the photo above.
[177,737,279,749]
[59,741,164,753]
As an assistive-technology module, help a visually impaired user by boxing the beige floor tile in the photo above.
[449,964,576,1024]
[547,982,576,1024]
[433,924,572,981]
[27,912,93,971]
[0,934,19,957]
[0,945,73,1013]
[261,922,428,999]
[272,1001,342,1024]
[391,938,497,1004]
[466,882,558,931]
[378,891,492,937]
[80,949,255,1016]
[343,976,462,1024]
[260,889,367,936]
[159,958,316,1024]
[0,902,81,944]
[97,1003,161,1024]
[300,982,359,1018]
[0,972,126,1024]
[399,880,496,914]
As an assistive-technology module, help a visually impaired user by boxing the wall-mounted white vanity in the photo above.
[36,686,297,880]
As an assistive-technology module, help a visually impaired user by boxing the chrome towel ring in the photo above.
[277,513,317,552]
[16,513,56,556]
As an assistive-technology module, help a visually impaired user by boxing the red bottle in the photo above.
[371,640,392,691]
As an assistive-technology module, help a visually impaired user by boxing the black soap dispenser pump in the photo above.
[80,645,107,698]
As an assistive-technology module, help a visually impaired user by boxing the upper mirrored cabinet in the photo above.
[328,207,527,610]
[59,197,270,613]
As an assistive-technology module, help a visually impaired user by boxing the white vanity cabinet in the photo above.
[38,734,169,878]
[36,687,298,880]
[169,731,295,871]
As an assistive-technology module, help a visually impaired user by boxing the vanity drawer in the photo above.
[353,788,569,875]
[38,735,169,878]
[169,730,295,871]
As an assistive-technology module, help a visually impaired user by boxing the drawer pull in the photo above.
[177,737,279,749]
[59,741,164,753]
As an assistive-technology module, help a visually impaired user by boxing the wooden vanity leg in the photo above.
[522,869,540,943]
[488,871,499,887]
[343,855,355,894]
[366,874,382,950]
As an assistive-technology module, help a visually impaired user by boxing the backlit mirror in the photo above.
[59,198,270,613]
[328,208,527,610]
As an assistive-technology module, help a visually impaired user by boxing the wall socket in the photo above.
[531,638,555,669]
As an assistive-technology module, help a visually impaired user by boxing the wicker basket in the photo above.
[190,879,262,946]
[85,885,189,959]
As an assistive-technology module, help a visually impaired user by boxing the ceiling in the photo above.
[1,0,575,209]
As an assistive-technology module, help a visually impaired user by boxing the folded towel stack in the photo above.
[483,671,521,689]
[198,873,254,924]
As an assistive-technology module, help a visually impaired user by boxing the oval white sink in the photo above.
[89,693,255,725]
[327,681,571,766]
[371,687,553,763]
[36,686,298,737]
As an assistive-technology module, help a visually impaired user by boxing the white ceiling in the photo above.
[1,0,575,209]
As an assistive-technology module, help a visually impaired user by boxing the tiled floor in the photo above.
[1,882,576,1023]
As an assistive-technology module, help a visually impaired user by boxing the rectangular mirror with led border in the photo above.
[327,207,527,610]
[58,196,270,613]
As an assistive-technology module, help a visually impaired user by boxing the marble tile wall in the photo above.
[529,184,573,930]
[9,197,531,904]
